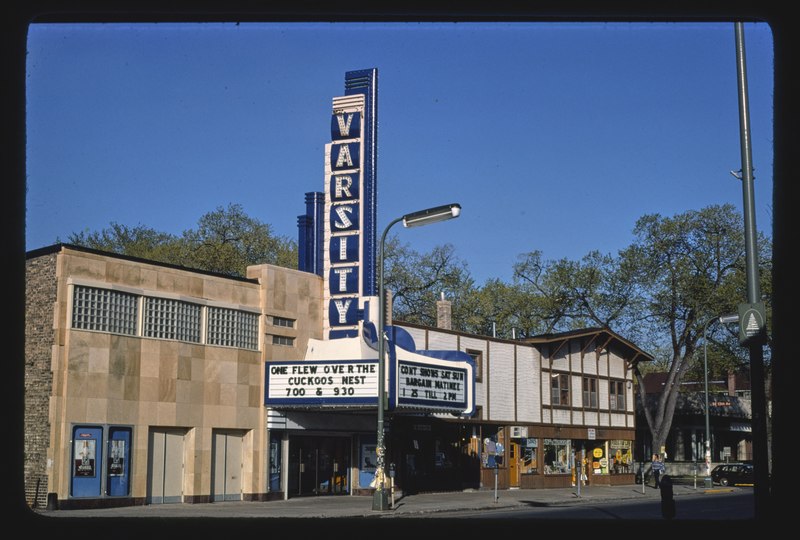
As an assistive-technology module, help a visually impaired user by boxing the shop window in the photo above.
[609,440,633,474]
[582,376,598,408]
[550,373,569,406]
[520,438,538,475]
[543,438,571,474]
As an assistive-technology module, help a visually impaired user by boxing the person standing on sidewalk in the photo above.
[651,454,665,488]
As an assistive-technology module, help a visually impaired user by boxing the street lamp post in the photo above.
[702,313,740,487]
[372,203,461,511]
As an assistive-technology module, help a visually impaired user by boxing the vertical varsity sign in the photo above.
[324,69,378,339]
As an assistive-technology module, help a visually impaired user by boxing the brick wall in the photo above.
[25,252,57,509]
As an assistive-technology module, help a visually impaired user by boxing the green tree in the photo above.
[620,204,771,455]
[512,250,645,336]
[68,203,297,277]
[180,204,297,275]
[507,204,770,456]
[68,223,180,261]
[383,236,475,328]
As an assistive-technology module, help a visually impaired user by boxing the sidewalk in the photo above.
[28,481,738,520]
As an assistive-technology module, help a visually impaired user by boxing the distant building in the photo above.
[635,371,753,467]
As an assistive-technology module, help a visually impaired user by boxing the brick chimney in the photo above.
[436,292,452,330]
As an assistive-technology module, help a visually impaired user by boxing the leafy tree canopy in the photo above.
[68,203,297,277]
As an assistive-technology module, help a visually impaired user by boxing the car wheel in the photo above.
[720,477,729,486]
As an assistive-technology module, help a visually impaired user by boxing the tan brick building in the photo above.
[25,244,322,509]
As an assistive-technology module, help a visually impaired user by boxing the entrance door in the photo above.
[147,429,185,504]
[289,436,350,496]
[71,425,103,498]
[509,441,520,488]
[212,430,243,501]
[316,437,349,494]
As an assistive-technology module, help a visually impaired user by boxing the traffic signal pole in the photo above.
[734,21,770,521]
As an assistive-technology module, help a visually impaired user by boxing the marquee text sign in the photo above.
[265,360,378,407]
[396,360,468,412]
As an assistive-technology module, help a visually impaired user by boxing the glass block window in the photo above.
[143,297,201,343]
[207,307,259,350]
[72,285,138,335]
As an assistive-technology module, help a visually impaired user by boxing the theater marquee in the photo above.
[265,360,379,407]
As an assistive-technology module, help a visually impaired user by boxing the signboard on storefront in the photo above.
[265,360,379,407]
[396,359,469,412]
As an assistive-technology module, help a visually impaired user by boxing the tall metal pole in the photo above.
[703,318,713,487]
[373,215,402,511]
[734,21,770,520]
[371,203,460,512]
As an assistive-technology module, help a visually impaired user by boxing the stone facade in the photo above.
[24,245,325,509]
[24,252,58,509]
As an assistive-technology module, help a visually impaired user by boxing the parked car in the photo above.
[710,463,754,486]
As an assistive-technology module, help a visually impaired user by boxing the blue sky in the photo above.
[25,21,774,285]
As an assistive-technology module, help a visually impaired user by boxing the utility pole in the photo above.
[734,21,770,521]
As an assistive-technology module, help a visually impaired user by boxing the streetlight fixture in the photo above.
[372,203,461,511]
[702,313,740,487]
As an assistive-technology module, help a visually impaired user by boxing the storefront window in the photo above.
[543,438,571,474]
[521,438,538,474]
[609,440,633,474]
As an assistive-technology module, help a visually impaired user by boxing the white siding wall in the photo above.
[582,354,597,375]
[541,366,551,407]
[571,375,582,410]
[552,408,570,424]
[487,341,515,422]
[609,351,626,379]
[610,413,627,427]
[598,351,609,378]
[393,327,643,431]
[599,378,609,410]
[551,349,569,372]
[460,336,488,419]
[626,385,634,414]
[403,326,427,349]
[516,345,538,423]
[427,330,457,351]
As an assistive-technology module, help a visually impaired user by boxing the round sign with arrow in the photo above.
[738,302,767,346]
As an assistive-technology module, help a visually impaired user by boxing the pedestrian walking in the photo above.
[651,454,665,488]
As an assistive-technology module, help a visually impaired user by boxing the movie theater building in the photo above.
[23,69,651,509]
[24,244,650,507]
